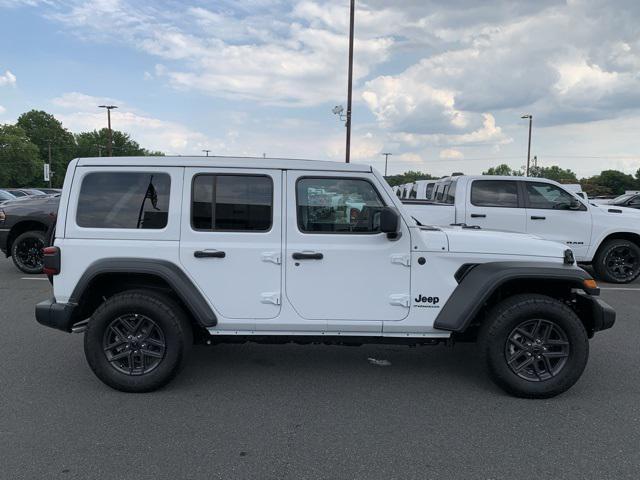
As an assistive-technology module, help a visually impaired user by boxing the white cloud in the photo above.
[440,148,463,159]
[0,69,16,87]
[0,105,6,114]
[51,92,215,155]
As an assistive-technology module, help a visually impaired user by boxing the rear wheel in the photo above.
[479,294,589,398]
[84,290,193,392]
[593,239,640,284]
[11,230,45,274]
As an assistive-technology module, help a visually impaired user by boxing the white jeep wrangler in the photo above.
[36,157,615,397]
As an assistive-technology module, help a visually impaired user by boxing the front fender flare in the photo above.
[433,262,596,333]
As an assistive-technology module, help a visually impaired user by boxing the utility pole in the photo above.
[202,149,211,157]
[381,152,392,177]
[99,105,118,157]
[47,139,52,188]
[521,114,533,176]
[345,0,355,163]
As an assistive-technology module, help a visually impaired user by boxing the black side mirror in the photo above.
[380,207,401,239]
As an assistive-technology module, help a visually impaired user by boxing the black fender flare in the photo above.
[70,258,217,327]
[433,262,597,332]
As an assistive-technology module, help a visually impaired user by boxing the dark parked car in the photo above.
[0,194,59,274]
[609,193,640,209]
[0,189,17,203]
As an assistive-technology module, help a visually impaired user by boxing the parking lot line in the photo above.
[20,277,49,281]
[600,287,640,291]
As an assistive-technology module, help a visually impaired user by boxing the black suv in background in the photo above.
[0,195,59,274]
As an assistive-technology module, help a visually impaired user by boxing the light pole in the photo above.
[345,0,355,163]
[99,105,118,157]
[382,152,392,177]
[202,149,211,157]
[521,114,533,176]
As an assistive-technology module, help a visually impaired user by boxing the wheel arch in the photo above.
[69,258,217,330]
[7,220,49,255]
[434,262,596,337]
[593,231,640,258]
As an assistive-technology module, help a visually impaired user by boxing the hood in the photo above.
[436,225,568,259]
[590,203,640,218]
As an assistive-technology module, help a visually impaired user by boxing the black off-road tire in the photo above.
[84,290,193,393]
[11,230,45,274]
[593,239,640,284]
[479,294,589,399]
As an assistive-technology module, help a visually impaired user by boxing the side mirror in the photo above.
[380,207,401,239]
[569,198,585,211]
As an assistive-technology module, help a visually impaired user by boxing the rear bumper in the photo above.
[35,298,77,333]
[576,293,615,335]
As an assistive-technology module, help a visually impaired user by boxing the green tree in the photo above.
[385,170,435,187]
[530,165,578,183]
[75,129,164,157]
[482,164,524,176]
[0,124,42,187]
[16,110,76,187]
[591,170,636,195]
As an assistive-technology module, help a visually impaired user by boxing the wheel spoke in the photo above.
[145,337,165,348]
[104,339,126,351]
[508,337,528,351]
[141,348,163,359]
[542,351,569,358]
[515,328,535,340]
[108,350,130,362]
[514,356,534,373]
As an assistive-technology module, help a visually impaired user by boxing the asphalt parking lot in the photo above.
[0,260,639,480]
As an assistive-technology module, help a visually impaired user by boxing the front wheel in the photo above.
[479,294,589,398]
[11,230,45,274]
[84,290,193,392]
[593,239,640,284]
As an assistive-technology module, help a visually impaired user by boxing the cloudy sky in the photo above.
[1,0,639,177]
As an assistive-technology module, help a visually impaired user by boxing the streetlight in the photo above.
[521,114,533,176]
[202,149,211,157]
[381,152,392,177]
[98,105,118,157]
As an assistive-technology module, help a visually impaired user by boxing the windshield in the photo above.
[612,194,635,205]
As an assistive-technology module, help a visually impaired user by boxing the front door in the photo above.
[180,168,282,320]
[285,172,411,322]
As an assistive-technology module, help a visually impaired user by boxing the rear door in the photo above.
[465,179,527,232]
[524,181,592,259]
[180,168,282,320]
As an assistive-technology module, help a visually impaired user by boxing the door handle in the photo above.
[194,250,226,258]
[470,213,486,218]
[292,252,324,260]
[531,216,546,220]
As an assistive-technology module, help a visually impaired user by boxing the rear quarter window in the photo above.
[470,180,519,208]
[76,172,171,229]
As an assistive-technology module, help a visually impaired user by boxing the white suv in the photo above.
[36,157,614,397]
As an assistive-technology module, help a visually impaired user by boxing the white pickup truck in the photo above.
[403,175,640,283]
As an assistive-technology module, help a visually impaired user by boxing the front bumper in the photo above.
[35,298,77,333]
[576,293,616,336]
[0,229,8,256]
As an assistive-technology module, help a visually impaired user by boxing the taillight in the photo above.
[42,246,60,276]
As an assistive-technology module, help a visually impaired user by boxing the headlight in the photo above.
[0,210,5,223]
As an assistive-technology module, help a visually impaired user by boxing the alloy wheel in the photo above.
[605,245,639,281]
[504,319,570,382]
[102,313,166,375]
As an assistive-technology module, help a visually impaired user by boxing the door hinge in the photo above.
[261,252,281,265]
[390,254,411,267]
[260,292,281,305]
[389,294,410,308]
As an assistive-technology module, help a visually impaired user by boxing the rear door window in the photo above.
[470,180,519,208]
[192,174,273,231]
[76,172,170,228]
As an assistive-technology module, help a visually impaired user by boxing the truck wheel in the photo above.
[11,231,45,274]
[593,239,640,284]
[84,290,193,393]
[479,294,588,398]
